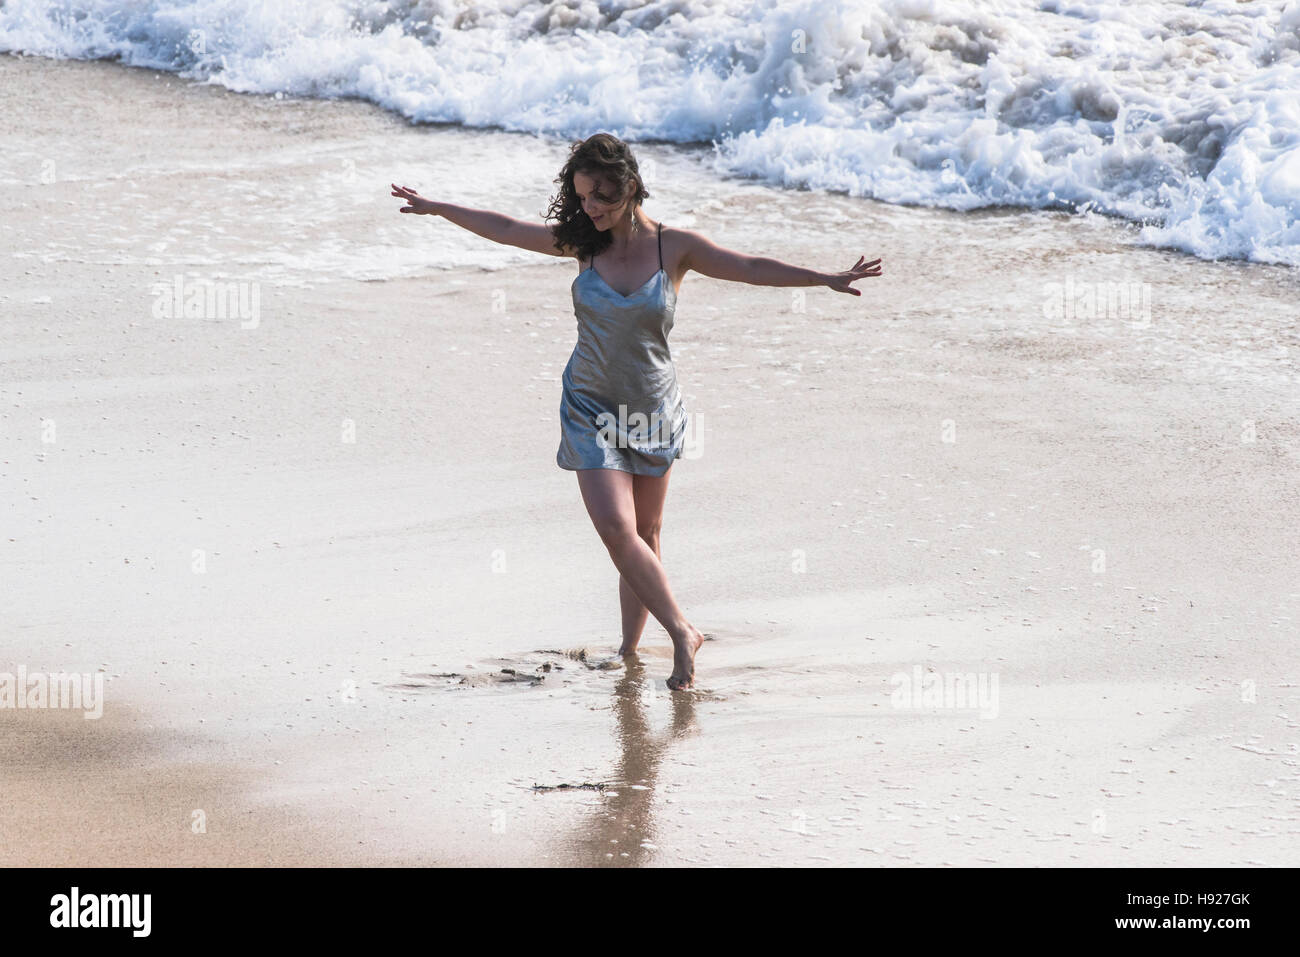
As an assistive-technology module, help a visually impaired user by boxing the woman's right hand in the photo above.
[390,183,437,215]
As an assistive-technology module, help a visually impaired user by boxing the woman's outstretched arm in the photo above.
[390,184,572,257]
[680,228,881,296]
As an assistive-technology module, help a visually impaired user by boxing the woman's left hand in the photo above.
[825,256,882,295]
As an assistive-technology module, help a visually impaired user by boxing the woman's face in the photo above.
[573,170,628,231]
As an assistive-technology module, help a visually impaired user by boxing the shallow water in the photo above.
[4,0,1300,264]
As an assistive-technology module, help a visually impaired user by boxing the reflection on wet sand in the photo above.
[560,657,696,867]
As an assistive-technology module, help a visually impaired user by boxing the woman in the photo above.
[391,133,881,690]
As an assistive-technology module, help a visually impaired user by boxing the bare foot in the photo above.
[666,625,706,691]
[617,640,639,656]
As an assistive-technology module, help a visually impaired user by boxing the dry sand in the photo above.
[2,54,1299,866]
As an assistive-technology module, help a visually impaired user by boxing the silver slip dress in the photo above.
[556,221,687,476]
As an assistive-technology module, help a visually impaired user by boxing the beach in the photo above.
[2,52,1299,866]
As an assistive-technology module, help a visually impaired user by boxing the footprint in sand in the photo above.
[383,647,626,695]
[535,647,624,670]
[385,668,546,691]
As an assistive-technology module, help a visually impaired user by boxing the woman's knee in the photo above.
[594,517,640,552]
[636,521,661,552]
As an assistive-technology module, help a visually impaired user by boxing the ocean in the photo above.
[3,0,1299,267]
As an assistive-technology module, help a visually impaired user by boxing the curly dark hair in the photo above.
[545,132,650,260]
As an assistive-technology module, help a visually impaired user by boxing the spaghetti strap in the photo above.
[578,221,661,278]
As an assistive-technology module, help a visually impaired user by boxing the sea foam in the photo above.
[3,0,1299,266]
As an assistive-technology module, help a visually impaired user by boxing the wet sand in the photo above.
[2,54,1298,866]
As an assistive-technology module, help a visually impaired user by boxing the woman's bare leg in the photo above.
[618,466,673,654]
[576,467,705,690]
